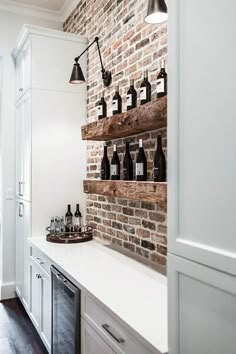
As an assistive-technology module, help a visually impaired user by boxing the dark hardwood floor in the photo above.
[0,297,48,354]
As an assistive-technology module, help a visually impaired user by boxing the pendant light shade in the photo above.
[69,61,85,84]
[145,0,168,24]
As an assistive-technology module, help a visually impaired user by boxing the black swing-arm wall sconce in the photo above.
[69,37,112,87]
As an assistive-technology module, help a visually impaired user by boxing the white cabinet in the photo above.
[15,99,24,199]
[81,293,158,354]
[16,39,31,101]
[168,0,236,352]
[40,272,51,350]
[168,0,236,276]
[15,90,32,201]
[30,259,41,331]
[81,318,116,354]
[30,256,51,352]
[15,199,24,298]
[13,24,87,353]
[15,199,31,309]
[168,254,236,354]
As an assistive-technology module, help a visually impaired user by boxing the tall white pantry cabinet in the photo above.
[12,25,87,350]
[168,1,236,353]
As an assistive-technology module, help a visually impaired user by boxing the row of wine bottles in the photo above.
[101,135,166,182]
[97,60,167,119]
[49,204,82,235]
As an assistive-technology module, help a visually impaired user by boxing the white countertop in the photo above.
[29,237,168,353]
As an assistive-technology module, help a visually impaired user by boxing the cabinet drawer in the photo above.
[31,246,51,275]
[81,293,155,354]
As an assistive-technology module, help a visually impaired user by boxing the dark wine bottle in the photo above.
[140,71,151,105]
[127,79,137,111]
[157,60,167,98]
[74,204,82,232]
[111,144,120,180]
[112,85,122,115]
[123,142,133,180]
[153,135,166,182]
[65,204,73,232]
[101,145,110,180]
[97,94,107,119]
[136,139,147,181]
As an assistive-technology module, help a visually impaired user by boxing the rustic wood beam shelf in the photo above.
[81,96,167,141]
[83,180,167,206]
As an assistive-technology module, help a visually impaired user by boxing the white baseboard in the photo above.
[0,281,16,300]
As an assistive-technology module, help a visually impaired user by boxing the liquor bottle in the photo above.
[123,142,133,180]
[153,135,166,182]
[140,71,151,105]
[74,204,82,232]
[60,217,66,233]
[55,217,61,235]
[127,79,137,111]
[111,144,120,180]
[97,94,107,119]
[112,85,122,115]
[49,217,55,235]
[65,204,73,232]
[136,139,147,181]
[156,60,167,98]
[101,145,110,180]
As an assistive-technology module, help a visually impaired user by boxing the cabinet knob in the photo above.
[19,88,23,92]
[36,273,42,279]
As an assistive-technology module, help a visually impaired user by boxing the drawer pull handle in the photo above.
[36,273,42,279]
[102,324,125,344]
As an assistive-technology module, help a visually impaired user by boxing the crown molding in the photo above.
[60,0,79,22]
[0,0,63,23]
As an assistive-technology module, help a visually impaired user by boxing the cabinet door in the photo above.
[22,201,31,311]
[81,318,116,354]
[168,254,236,354]
[40,273,51,351]
[15,199,24,298]
[168,0,236,275]
[16,100,24,198]
[29,260,41,331]
[16,51,24,101]
[22,39,31,94]
[22,91,32,202]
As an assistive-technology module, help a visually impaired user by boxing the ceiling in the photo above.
[0,0,78,21]
[11,0,68,12]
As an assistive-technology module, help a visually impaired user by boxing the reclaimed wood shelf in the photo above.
[81,96,167,141]
[83,179,167,206]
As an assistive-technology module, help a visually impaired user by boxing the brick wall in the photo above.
[64,0,168,266]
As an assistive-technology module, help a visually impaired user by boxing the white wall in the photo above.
[0,10,62,300]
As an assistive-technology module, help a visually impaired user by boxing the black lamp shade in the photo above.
[145,0,168,24]
[69,62,85,84]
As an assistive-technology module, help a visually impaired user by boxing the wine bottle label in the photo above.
[157,78,164,93]
[140,87,147,100]
[153,167,159,178]
[111,165,118,176]
[136,163,144,176]
[97,105,103,116]
[112,99,118,111]
[127,94,132,107]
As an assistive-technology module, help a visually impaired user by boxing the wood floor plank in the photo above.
[0,298,48,354]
